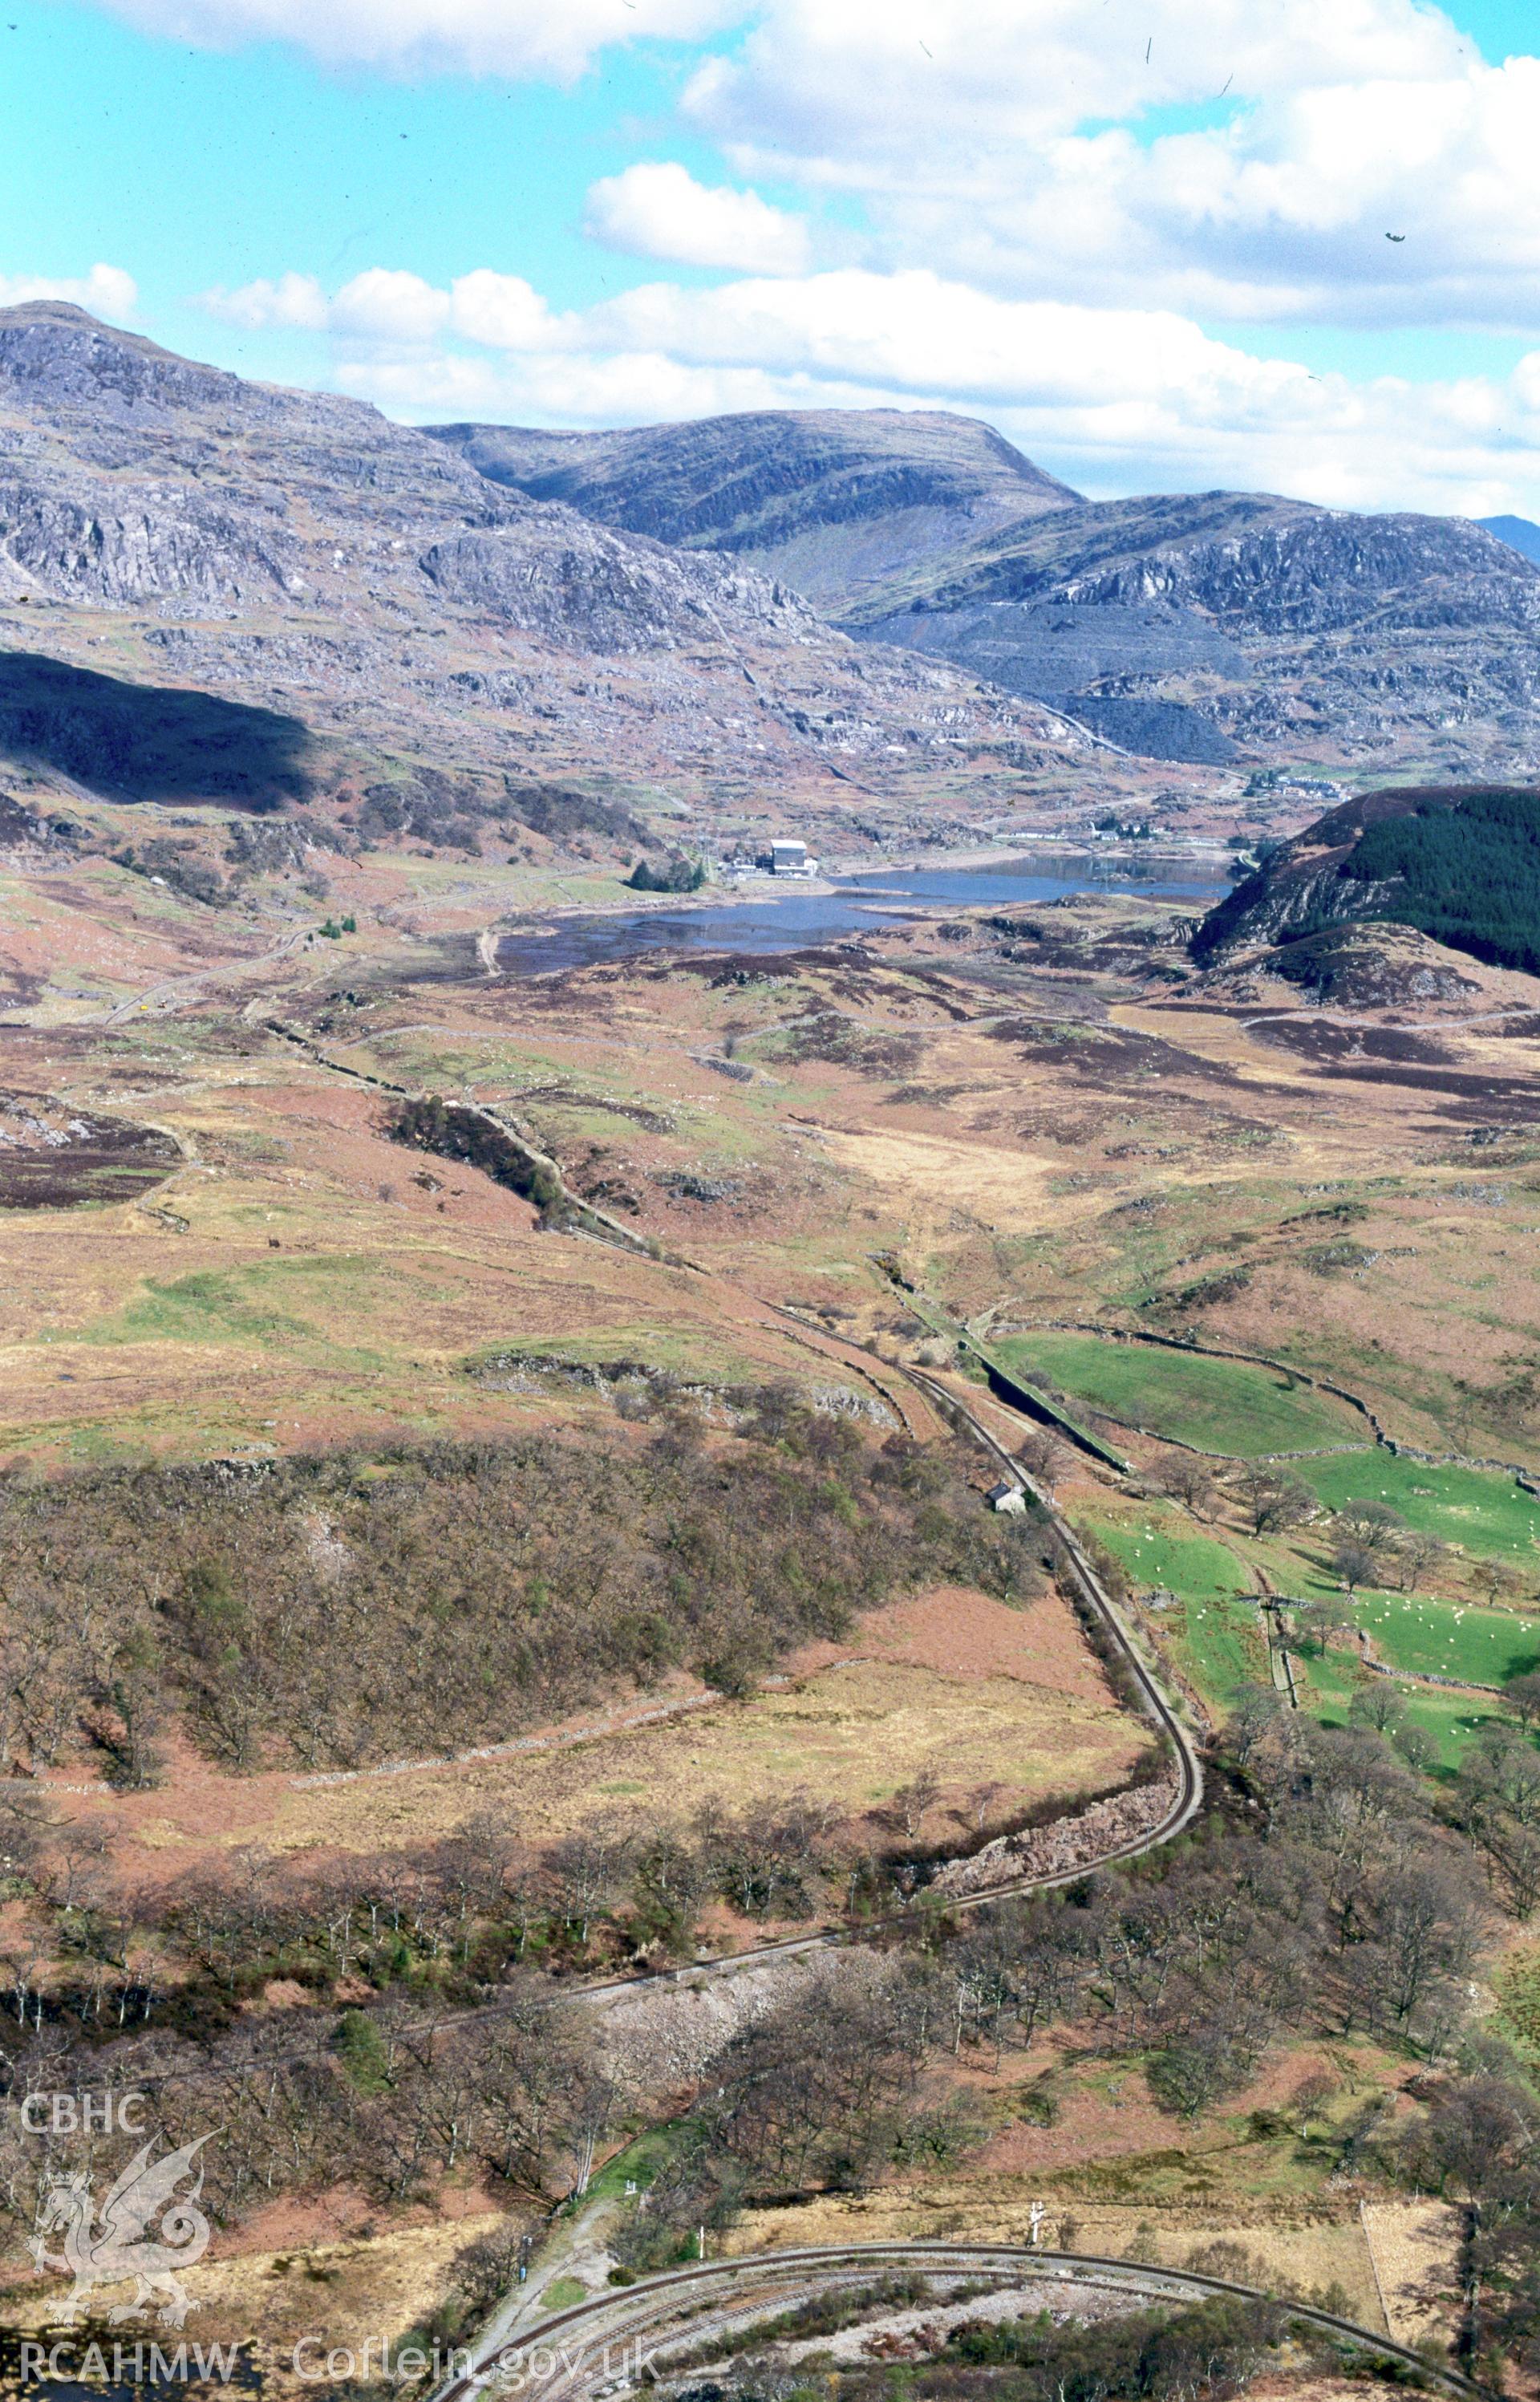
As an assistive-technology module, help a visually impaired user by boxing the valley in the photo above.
[0,774,1536,2391]
[0,306,1535,2402]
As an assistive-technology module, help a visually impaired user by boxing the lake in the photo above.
[496,853,1224,975]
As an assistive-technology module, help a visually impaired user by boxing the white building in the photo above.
[766,838,819,877]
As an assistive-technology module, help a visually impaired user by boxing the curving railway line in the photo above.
[567,1353,1206,1998]
[440,2240,1483,2402]
[422,1359,1221,2402]
[549,1347,1209,2006]
[902,1363,1206,1876]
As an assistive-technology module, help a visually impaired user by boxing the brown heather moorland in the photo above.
[0,814,1536,2391]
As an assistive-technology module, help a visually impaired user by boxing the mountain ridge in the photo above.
[845,490,1540,765]
[433,398,1540,775]
[0,306,1113,835]
[1480,513,1540,566]
[426,408,1080,611]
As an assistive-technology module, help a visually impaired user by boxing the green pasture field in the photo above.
[996,1332,1364,1458]
[1080,1511,1266,1710]
[1293,1451,1540,1566]
[1291,1643,1506,1772]
[1345,1589,1540,1686]
[1085,1515,1242,1603]
[1172,1593,1268,1712]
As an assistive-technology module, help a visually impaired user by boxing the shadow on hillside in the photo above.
[0,650,313,808]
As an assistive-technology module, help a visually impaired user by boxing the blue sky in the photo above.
[7,0,1540,511]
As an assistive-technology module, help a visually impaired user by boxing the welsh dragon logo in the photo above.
[29,2134,217,2327]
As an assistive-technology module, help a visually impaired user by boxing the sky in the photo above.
[6,0,1540,513]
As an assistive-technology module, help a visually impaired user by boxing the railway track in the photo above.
[420,1356,1216,2402]
[903,1364,1206,1873]
[441,2241,1483,2402]
[102,1321,1210,2116]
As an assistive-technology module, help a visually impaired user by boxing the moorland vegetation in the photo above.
[0,1399,1046,1782]
[1,1686,1536,2380]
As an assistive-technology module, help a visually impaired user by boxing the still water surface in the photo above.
[496,854,1223,975]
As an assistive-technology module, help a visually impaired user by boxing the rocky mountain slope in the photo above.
[434,403,1540,776]
[848,492,1540,773]
[426,408,1079,612]
[0,307,1108,837]
[1481,514,1540,566]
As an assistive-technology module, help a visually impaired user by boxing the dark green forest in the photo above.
[1195,785,1540,971]
[1340,787,1540,972]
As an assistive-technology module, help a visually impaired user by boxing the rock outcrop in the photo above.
[433,397,1540,775]
[427,407,1080,611]
[846,492,1540,771]
[0,306,1100,822]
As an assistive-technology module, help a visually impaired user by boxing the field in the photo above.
[1076,1507,1268,1711]
[1343,1588,1540,1685]
[272,1652,1142,1864]
[1290,1644,1500,1770]
[1080,1487,1540,1731]
[1292,1451,1540,1566]
[993,1333,1365,1458]
[6,828,1540,1480]
[732,2189,1385,2322]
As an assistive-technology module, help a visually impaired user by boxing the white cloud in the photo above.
[856,55,1540,328]
[205,266,566,352]
[95,0,745,79]
[686,0,1466,169]
[448,270,566,350]
[155,0,1540,513]
[88,0,1540,334]
[0,264,138,321]
[202,271,327,330]
[674,0,1540,330]
[582,270,1295,414]
[231,254,1540,517]
[584,161,810,274]
[329,268,452,344]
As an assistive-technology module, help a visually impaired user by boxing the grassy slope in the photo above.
[1294,1451,1540,1564]
[1079,1506,1267,1711]
[1346,1588,1540,1684]
[995,1332,1364,1456]
[1291,1642,1504,1771]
